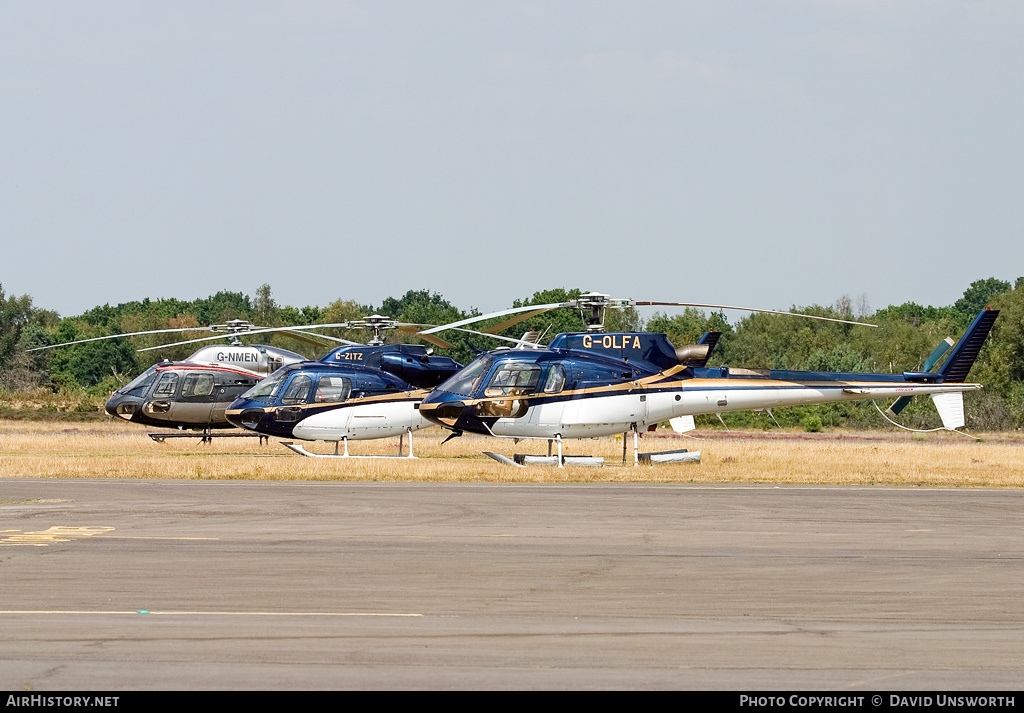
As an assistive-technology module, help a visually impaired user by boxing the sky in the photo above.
[2,1,1023,322]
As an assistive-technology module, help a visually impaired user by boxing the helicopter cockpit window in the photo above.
[281,375,313,405]
[438,355,493,397]
[120,369,158,398]
[484,363,541,398]
[242,370,290,403]
[542,364,566,394]
[314,376,351,403]
[474,362,540,420]
[153,372,179,399]
[181,373,215,398]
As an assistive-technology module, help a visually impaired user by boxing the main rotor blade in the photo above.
[277,330,363,348]
[887,396,913,417]
[481,308,554,334]
[135,322,367,352]
[26,326,222,351]
[447,328,545,348]
[418,303,571,336]
[393,325,455,350]
[633,301,878,327]
[416,333,455,350]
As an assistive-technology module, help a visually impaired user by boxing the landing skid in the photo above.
[149,431,269,445]
[484,450,699,466]
[279,430,417,459]
[483,452,605,467]
[479,427,700,467]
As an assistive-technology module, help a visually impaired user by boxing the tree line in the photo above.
[2,278,1023,430]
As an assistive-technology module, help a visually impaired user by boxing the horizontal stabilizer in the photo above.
[887,336,958,416]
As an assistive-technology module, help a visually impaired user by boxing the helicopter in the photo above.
[416,294,999,466]
[224,342,457,457]
[27,320,322,438]
[220,316,542,457]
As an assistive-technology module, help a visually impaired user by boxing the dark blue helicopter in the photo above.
[225,338,461,456]
[417,294,998,465]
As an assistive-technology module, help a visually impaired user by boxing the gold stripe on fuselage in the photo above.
[436,375,938,412]
[225,389,429,417]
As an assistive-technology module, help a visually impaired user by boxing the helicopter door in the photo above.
[173,372,218,426]
[144,371,180,417]
[275,374,313,423]
[560,377,648,430]
[531,363,568,427]
[313,376,352,404]
[476,363,541,419]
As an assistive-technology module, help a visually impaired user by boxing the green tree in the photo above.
[726,304,860,370]
[378,290,464,329]
[873,302,955,328]
[253,283,280,327]
[953,278,1011,326]
[191,291,252,325]
[45,318,140,390]
[0,284,59,390]
[969,282,1024,427]
[374,290,482,363]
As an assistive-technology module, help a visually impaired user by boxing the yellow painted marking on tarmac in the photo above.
[0,526,114,547]
[0,610,422,617]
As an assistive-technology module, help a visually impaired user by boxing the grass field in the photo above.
[2,418,1023,486]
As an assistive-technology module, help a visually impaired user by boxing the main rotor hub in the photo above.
[210,319,257,335]
[357,315,397,346]
[573,293,635,332]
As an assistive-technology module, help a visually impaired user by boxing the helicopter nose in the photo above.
[105,394,141,421]
[225,398,264,430]
[418,397,468,428]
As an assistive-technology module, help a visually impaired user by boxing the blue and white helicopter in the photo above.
[417,293,998,466]
[223,315,466,457]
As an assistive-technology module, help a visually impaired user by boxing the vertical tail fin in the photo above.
[938,309,999,383]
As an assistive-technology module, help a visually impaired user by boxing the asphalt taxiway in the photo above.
[1,479,1022,690]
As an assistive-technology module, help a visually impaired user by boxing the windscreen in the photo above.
[119,367,159,397]
[240,369,290,403]
[435,355,493,397]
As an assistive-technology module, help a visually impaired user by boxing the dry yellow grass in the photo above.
[1,418,1023,486]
